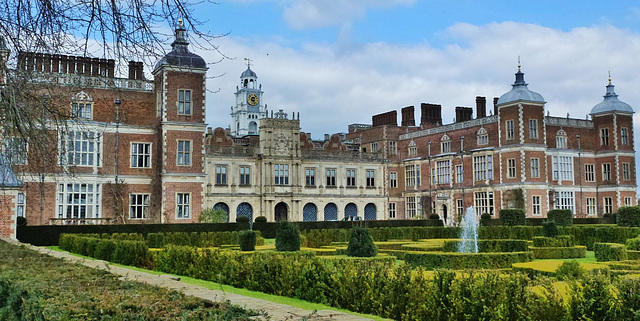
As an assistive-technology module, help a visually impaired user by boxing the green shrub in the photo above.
[594,243,628,262]
[559,225,640,250]
[618,206,640,227]
[113,240,152,267]
[94,238,116,261]
[547,209,573,226]
[500,209,526,226]
[165,232,192,246]
[303,229,333,248]
[481,213,492,220]
[236,215,250,223]
[556,260,585,280]
[347,227,377,257]
[542,221,559,237]
[276,221,300,252]
[402,251,533,269]
[442,239,529,252]
[429,214,440,220]
[533,235,576,247]
[239,230,257,251]
[236,215,251,230]
[199,207,229,223]
[155,245,197,276]
[254,216,267,223]
[146,233,166,248]
[626,237,640,250]
[530,246,587,259]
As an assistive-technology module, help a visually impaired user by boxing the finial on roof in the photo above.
[517,56,521,72]
[178,18,183,28]
[244,57,251,69]
[608,70,611,85]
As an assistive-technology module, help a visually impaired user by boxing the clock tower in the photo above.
[230,61,266,136]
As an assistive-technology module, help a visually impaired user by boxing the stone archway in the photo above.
[275,202,288,222]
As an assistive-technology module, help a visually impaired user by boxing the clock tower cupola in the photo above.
[231,59,266,136]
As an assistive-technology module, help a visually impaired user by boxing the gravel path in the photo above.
[17,241,377,321]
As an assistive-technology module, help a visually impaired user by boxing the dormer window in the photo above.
[441,134,450,153]
[477,127,488,145]
[71,91,93,120]
[556,129,567,149]
[178,89,192,115]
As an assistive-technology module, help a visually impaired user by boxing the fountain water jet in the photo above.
[458,206,478,253]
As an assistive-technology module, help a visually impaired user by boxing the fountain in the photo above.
[458,206,478,253]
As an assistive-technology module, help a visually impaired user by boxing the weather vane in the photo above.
[608,70,611,85]
[244,57,252,68]
[517,56,521,72]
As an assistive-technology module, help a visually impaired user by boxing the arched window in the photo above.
[71,91,93,120]
[213,202,230,222]
[556,129,567,149]
[477,127,488,145]
[364,203,377,220]
[303,203,318,221]
[441,134,451,153]
[324,203,338,221]
[236,202,253,222]
[408,140,417,157]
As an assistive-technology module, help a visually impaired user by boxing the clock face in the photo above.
[247,93,259,106]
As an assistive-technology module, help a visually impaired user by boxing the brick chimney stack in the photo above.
[493,97,499,115]
[455,107,473,122]
[420,103,442,125]
[476,96,486,118]
[401,106,415,126]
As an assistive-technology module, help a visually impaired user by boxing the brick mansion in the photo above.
[0,23,636,231]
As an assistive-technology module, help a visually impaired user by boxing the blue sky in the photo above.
[187,0,640,141]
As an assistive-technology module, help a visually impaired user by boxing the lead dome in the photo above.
[590,80,634,115]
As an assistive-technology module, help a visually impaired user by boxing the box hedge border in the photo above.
[529,246,587,259]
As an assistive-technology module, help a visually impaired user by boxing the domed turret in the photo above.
[590,77,633,115]
[154,20,206,71]
[497,64,545,105]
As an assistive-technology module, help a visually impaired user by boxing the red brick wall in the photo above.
[0,193,17,239]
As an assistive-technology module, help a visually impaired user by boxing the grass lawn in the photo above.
[46,246,390,321]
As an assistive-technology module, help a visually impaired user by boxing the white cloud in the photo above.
[282,0,416,29]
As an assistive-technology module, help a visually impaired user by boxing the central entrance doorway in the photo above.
[275,202,288,222]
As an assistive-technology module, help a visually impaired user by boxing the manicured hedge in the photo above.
[532,235,576,247]
[560,225,640,250]
[442,239,529,253]
[401,251,533,269]
[500,209,526,226]
[626,237,640,250]
[547,209,573,226]
[529,246,587,259]
[239,230,257,251]
[627,250,640,260]
[59,234,153,268]
[594,243,628,262]
[617,206,640,227]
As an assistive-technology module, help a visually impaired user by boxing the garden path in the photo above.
[20,242,375,321]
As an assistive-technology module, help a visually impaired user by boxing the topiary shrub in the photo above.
[347,227,377,257]
[236,215,250,230]
[275,221,300,252]
[617,206,640,227]
[254,216,267,223]
[556,260,585,280]
[594,243,628,262]
[239,230,257,251]
[542,221,559,237]
[481,213,492,220]
[547,209,573,226]
[626,237,640,251]
[429,214,440,220]
[500,209,526,226]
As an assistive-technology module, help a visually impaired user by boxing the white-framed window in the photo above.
[552,155,573,181]
[3,137,28,165]
[473,155,493,181]
[436,160,450,184]
[602,163,611,181]
[389,202,396,219]
[405,165,416,187]
[554,191,574,213]
[507,158,516,178]
[215,165,227,184]
[621,127,629,145]
[585,164,595,182]
[456,164,463,183]
[506,120,514,140]
[406,196,416,218]
[57,183,101,219]
[371,142,378,153]
[530,158,539,178]
[600,128,609,146]
[532,195,541,216]
[586,197,596,216]
[623,163,630,181]
[129,194,149,219]
[325,168,335,186]
[177,140,191,166]
[240,166,250,185]
[178,89,192,115]
[603,197,613,214]
[305,168,315,186]
[275,164,290,185]
[625,197,633,207]
[346,169,356,187]
[389,172,397,188]
[556,130,567,149]
[529,119,538,139]
[60,131,101,166]
[130,142,151,168]
[366,170,375,187]
[474,191,494,216]
[389,141,397,155]
[71,102,93,120]
[16,192,25,217]
[176,193,190,218]
[408,140,417,157]
[477,128,488,145]
[441,134,451,153]
[457,199,464,216]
